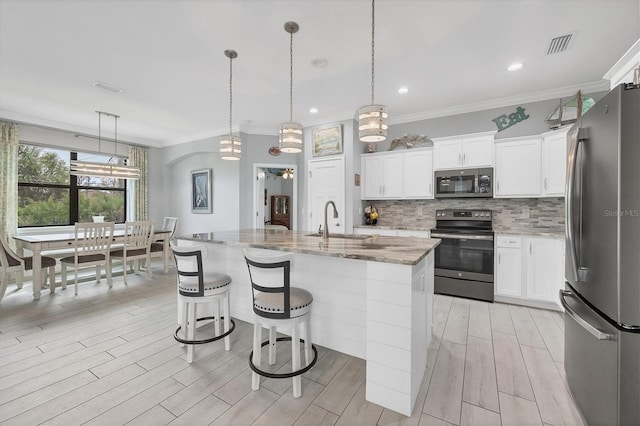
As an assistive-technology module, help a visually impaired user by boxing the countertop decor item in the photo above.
[545,90,595,129]
[364,204,378,225]
[388,134,432,150]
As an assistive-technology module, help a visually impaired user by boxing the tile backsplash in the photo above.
[366,198,565,234]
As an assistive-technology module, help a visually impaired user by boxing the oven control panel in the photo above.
[435,209,492,220]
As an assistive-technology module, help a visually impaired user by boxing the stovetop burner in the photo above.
[432,209,493,234]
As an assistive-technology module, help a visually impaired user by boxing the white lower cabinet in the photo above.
[496,237,523,297]
[495,235,564,308]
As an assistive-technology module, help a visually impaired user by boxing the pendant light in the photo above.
[357,0,388,143]
[220,49,241,160]
[70,111,141,179]
[278,21,303,153]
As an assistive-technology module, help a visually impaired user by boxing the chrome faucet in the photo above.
[323,201,339,240]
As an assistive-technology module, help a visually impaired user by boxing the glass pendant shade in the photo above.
[220,134,241,160]
[279,122,303,153]
[358,104,388,142]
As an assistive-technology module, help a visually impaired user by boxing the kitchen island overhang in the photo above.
[176,229,440,416]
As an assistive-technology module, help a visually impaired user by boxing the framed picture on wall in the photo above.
[312,124,343,157]
[191,168,212,213]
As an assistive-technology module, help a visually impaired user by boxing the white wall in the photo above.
[169,152,239,235]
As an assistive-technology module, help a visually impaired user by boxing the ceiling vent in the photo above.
[93,81,123,94]
[546,33,574,55]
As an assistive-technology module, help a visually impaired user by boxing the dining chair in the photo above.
[110,220,155,284]
[0,231,57,300]
[60,222,115,296]
[150,216,178,265]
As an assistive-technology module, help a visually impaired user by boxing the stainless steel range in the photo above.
[431,209,494,302]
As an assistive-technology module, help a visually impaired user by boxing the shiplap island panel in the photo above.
[176,229,440,415]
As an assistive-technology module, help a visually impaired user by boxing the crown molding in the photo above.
[603,39,640,83]
[388,80,610,126]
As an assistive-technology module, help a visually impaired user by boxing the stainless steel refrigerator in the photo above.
[561,83,639,426]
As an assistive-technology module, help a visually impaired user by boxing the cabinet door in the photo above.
[403,150,433,198]
[496,247,523,297]
[462,135,494,167]
[362,156,383,199]
[354,227,397,236]
[542,132,567,196]
[381,154,403,198]
[526,238,560,301]
[434,139,462,170]
[495,139,541,197]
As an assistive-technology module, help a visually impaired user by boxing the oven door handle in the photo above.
[431,233,494,241]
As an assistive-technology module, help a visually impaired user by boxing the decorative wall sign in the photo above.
[191,168,212,213]
[312,124,343,157]
[492,106,529,132]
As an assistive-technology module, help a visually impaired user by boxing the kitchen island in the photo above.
[176,229,440,416]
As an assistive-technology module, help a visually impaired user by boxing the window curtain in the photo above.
[128,146,148,221]
[0,122,19,249]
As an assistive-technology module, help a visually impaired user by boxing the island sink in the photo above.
[304,233,371,240]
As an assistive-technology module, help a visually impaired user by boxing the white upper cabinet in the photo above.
[433,131,495,170]
[361,152,402,199]
[403,149,434,199]
[494,137,542,197]
[361,148,433,200]
[541,127,569,197]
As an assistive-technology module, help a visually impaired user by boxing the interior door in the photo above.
[308,157,345,234]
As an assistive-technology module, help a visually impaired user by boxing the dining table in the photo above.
[13,229,171,300]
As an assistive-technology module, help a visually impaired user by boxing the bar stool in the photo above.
[171,242,235,363]
[243,249,318,398]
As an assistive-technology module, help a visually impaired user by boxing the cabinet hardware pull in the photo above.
[463,153,466,165]
[498,253,501,263]
[497,181,500,191]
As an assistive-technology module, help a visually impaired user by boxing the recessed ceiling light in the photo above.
[507,63,523,72]
[398,86,409,94]
[309,107,319,114]
[311,58,328,68]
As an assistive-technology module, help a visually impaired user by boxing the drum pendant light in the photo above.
[357,0,388,143]
[220,49,241,160]
[278,21,303,154]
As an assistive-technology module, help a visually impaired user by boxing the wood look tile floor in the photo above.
[0,264,586,425]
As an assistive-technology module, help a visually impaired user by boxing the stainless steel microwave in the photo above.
[434,167,493,198]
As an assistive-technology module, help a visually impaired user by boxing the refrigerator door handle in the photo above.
[559,290,612,340]
[565,127,588,282]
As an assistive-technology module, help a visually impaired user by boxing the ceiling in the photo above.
[1,0,638,148]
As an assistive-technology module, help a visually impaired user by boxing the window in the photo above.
[18,144,127,227]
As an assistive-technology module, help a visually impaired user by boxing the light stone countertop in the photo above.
[493,227,565,239]
[177,229,440,266]
[355,224,565,239]
[354,225,433,232]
